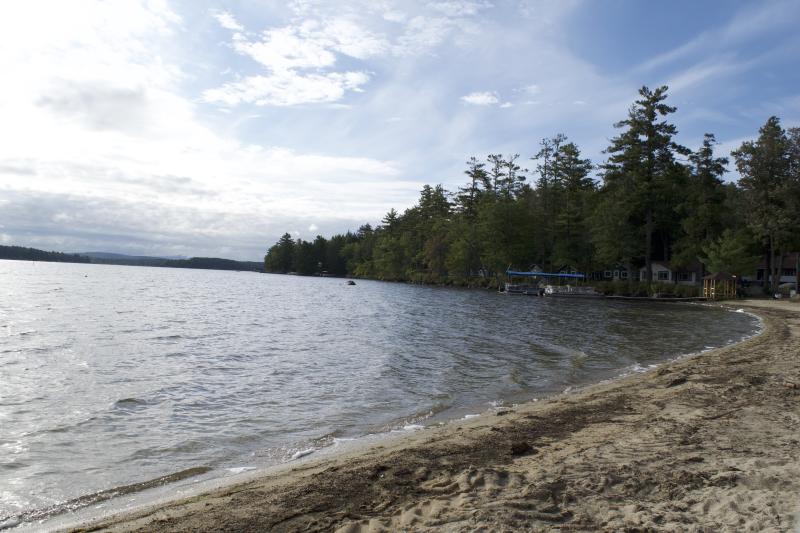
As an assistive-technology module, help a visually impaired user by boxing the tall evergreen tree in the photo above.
[265,232,295,273]
[550,141,595,271]
[530,135,567,267]
[449,157,488,278]
[788,127,800,290]
[673,133,728,270]
[595,85,688,286]
[732,116,793,292]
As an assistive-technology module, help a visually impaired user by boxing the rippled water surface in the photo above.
[0,260,760,523]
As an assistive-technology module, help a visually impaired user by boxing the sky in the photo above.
[1,0,798,260]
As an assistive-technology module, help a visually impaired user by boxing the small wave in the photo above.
[0,517,21,530]
[151,334,182,341]
[371,402,452,435]
[0,460,29,471]
[114,398,146,408]
[619,362,658,377]
[129,440,209,460]
[291,448,315,460]
[309,429,346,448]
[1,466,211,528]
[226,466,256,474]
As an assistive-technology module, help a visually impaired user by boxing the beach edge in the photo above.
[63,299,800,532]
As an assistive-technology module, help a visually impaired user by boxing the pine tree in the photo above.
[550,141,595,271]
[673,133,728,270]
[265,232,295,273]
[595,85,688,286]
[450,157,488,278]
[732,116,793,293]
[700,229,759,276]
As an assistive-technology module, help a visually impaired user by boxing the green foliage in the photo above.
[263,94,799,294]
[672,134,728,269]
[595,86,689,285]
[700,229,760,276]
[0,245,91,263]
[732,116,798,291]
[264,232,295,273]
[594,281,699,298]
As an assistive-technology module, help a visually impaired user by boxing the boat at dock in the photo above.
[503,268,599,298]
[544,284,601,297]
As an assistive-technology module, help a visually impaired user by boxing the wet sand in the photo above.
[72,299,800,532]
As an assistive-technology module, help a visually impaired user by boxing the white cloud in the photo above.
[208,17,387,107]
[665,59,745,93]
[318,18,389,59]
[0,0,409,259]
[394,15,455,55]
[639,0,800,73]
[232,24,337,71]
[211,9,244,32]
[383,10,407,23]
[203,71,370,106]
[308,223,319,232]
[461,91,499,105]
[1,0,794,259]
[429,1,493,17]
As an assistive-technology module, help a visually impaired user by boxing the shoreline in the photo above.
[37,300,800,531]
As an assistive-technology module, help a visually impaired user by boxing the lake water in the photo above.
[0,260,760,526]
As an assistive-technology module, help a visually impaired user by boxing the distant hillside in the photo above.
[0,245,262,272]
[81,251,188,261]
[78,252,183,267]
[163,257,264,272]
[0,245,91,263]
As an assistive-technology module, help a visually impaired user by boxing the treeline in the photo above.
[0,246,262,272]
[265,86,800,293]
[162,257,263,272]
[0,245,91,263]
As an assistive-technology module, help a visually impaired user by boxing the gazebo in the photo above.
[702,272,736,300]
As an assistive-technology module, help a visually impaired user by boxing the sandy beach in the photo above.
[71,299,800,533]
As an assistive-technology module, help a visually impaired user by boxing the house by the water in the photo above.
[590,261,704,286]
[745,252,799,286]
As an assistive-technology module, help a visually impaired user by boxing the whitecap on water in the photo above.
[290,449,315,460]
[226,467,256,474]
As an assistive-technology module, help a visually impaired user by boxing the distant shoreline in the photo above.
[0,246,263,273]
[54,300,800,532]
